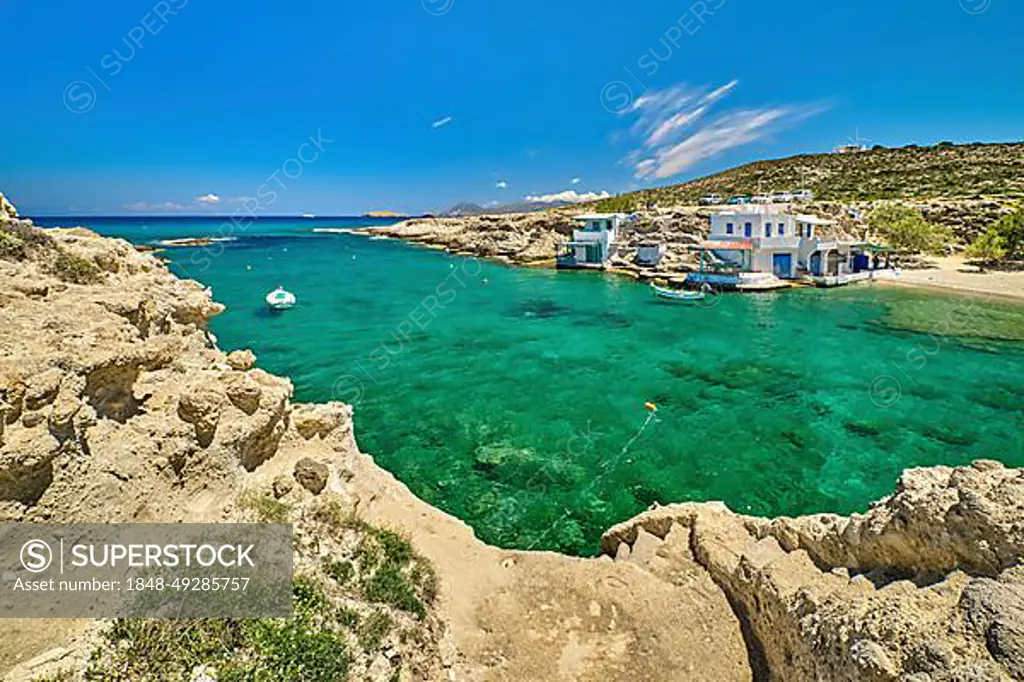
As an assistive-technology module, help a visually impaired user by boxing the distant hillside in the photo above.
[593,142,1024,210]
[442,199,574,216]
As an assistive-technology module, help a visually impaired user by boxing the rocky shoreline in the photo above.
[2,198,1022,681]
[364,199,1024,300]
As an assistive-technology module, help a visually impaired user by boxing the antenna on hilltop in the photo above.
[848,127,871,149]
[834,127,871,154]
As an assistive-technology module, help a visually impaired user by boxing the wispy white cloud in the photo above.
[495,181,508,189]
[432,115,453,129]
[525,189,611,204]
[571,177,581,185]
[123,201,186,212]
[623,80,824,180]
[195,193,220,205]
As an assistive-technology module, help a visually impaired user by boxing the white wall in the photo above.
[710,212,804,239]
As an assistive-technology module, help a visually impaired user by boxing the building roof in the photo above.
[700,240,753,250]
[573,213,626,221]
[794,214,836,226]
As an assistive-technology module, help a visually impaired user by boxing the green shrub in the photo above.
[354,527,436,620]
[86,579,350,682]
[0,231,26,260]
[357,610,394,651]
[53,250,102,284]
[868,204,951,255]
[965,230,1006,267]
[324,558,354,586]
[990,210,1024,258]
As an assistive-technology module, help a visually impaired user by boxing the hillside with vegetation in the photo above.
[595,141,1024,209]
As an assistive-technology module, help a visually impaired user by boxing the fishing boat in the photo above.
[265,287,297,311]
[651,284,707,303]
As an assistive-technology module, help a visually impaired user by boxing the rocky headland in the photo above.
[2,195,1023,681]
[364,197,1016,279]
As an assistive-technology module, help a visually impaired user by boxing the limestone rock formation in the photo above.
[2,206,1023,682]
[294,457,329,494]
[602,460,1024,681]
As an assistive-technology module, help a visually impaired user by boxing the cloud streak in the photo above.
[525,190,611,204]
[432,115,453,129]
[123,201,186,212]
[195,193,220,205]
[623,80,824,180]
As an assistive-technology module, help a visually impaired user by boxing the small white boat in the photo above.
[651,284,706,302]
[265,287,297,310]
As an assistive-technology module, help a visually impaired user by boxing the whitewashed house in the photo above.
[706,208,834,279]
[688,206,891,288]
[557,213,625,269]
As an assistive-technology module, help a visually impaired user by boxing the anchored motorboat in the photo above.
[265,286,297,311]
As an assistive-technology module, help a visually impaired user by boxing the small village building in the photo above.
[707,209,833,279]
[556,213,625,269]
[635,242,666,267]
[689,207,894,288]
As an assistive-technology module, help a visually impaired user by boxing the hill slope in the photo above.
[603,141,1024,207]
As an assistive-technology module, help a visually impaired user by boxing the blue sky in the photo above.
[2,0,1021,216]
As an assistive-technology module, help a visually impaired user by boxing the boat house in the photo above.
[688,207,892,289]
[635,242,667,267]
[556,213,625,269]
[706,209,834,279]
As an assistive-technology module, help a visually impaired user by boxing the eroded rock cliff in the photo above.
[1,205,1021,681]
[602,462,1024,681]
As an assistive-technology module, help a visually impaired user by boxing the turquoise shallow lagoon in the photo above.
[38,217,1024,555]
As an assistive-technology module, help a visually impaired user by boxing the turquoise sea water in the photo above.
[35,217,1024,555]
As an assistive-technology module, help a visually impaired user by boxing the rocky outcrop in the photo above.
[368,204,868,277]
[0,210,752,682]
[601,460,1024,681]
[3,206,1023,681]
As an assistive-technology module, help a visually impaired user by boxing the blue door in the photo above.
[772,253,793,279]
[810,252,822,276]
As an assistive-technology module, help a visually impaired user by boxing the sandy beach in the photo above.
[885,256,1024,302]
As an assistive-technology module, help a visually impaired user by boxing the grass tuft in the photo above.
[238,490,292,523]
[85,579,349,682]
[52,250,102,284]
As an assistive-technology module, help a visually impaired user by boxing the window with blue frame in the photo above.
[744,222,752,237]
[765,223,772,237]
[779,223,785,236]
[726,222,734,234]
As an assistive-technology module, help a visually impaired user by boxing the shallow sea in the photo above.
[35,216,1024,555]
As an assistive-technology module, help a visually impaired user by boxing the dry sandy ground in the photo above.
[888,256,1024,301]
